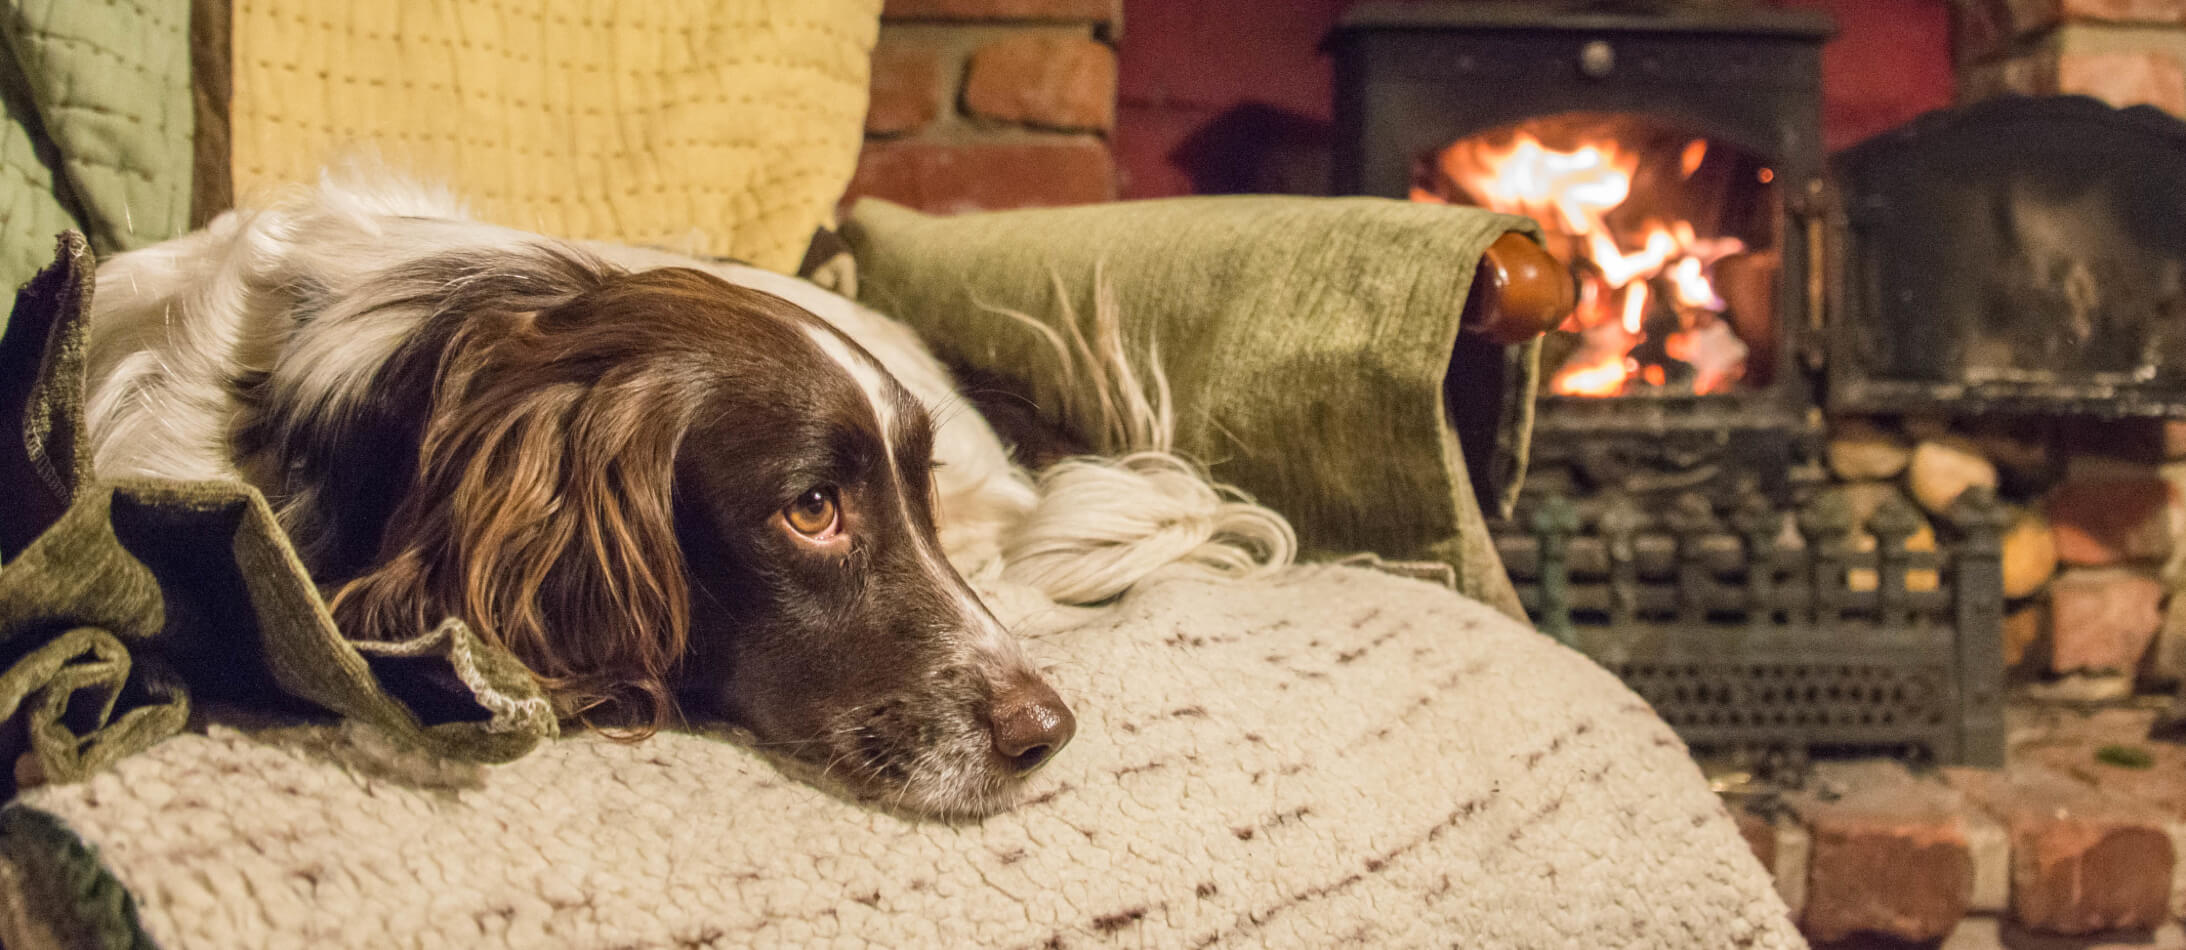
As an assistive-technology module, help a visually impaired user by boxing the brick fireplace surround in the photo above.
[843,0,1120,213]
[846,0,2186,945]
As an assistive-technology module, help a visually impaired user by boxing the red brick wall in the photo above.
[1958,0,2186,117]
[1116,0,1349,199]
[1783,0,1958,150]
[842,0,1121,214]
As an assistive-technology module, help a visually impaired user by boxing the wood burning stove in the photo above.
[1331,1,2015,765]
[1334,0,1832,504]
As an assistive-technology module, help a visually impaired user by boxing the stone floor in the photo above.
[1721,698,2186,948]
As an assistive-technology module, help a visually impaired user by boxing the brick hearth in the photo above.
[1727,705,2186,947]
[843,0,1120,214]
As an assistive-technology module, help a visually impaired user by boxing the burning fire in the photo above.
[1414,130,1751,397]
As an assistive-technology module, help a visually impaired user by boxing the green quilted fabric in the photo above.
[0,0,193,328]
[842,196,1543,619]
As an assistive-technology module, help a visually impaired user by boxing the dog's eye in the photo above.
[784,487,840,538]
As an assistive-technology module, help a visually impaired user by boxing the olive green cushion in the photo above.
[842,196,1542,617]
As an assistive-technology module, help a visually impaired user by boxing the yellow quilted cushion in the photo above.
[230,0,881,273]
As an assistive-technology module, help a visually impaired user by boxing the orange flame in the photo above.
[1621,280,1649,335]
[1433,131,1748,396]
[1554,350,1637,398]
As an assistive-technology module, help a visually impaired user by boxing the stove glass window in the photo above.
[1414,112,1782,398]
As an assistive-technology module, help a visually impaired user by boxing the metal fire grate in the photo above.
[1622,661,1951,743]
[1498,484,2007,765]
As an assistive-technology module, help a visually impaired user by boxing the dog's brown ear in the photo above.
[331,316,695,735]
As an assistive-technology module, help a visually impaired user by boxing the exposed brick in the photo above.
[1958,0,2054,62]
[1734,809,1776,872]
[2058,49,2186,117]
[2013,814,2175,933]
[2048,568,2164,673]
[1803,812,1972,943]
[2154,591,2186,684]
[2166,420,2186,460]
[2015,734,2186,819]
[964,35,1116,132]
[1795,765,1973,944]
[845,140,1114,214]
[2047,476,2174,566]
[866,42,945,137]
[883,0,1114,22]
[1962,48,2063,101]
[1954,0,2062,63]
[1966,44,2186,119]
[2061,0,2186,23]
[1957,0,2186,63]
[1952,755,2180,936]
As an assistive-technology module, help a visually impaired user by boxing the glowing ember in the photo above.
[1679,139,1708,179]
[1554,348,1637,398]
[1422,126,1756,397]
[1621,280,1649,335]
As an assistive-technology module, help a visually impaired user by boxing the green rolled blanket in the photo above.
[0,234,556,796]
[841,196,1542,618]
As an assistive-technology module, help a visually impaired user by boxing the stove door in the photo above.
[1417,112,1782,401]
[1829,95,2186,416]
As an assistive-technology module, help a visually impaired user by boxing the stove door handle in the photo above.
[1795,176,1831,372]
[1463,231,1575,345]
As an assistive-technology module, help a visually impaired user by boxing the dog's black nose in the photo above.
[989,678,1076,774]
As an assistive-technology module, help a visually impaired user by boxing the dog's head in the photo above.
[286,256,1071,817]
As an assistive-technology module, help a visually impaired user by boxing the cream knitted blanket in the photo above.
[3,565,1803,949]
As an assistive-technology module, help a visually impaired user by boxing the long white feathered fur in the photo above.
[989,274,1297,603]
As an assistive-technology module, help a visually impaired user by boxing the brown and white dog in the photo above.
[81,170,1125,817]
